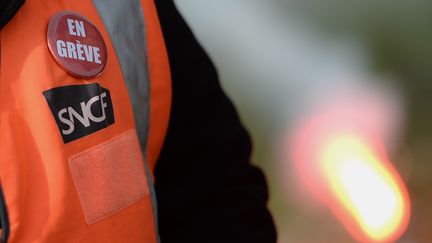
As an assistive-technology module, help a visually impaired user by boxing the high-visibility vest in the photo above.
[0,0,171,242]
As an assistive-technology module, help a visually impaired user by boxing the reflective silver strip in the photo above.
[92,1,160,241]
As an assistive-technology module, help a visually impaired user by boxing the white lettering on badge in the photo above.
[67,18,86,37]
[56,40,101,64]
[56,18,102,64]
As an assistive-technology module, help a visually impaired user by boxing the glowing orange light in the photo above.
[289,119,411,242]
[319,134,410,242]
[286,86,410,242]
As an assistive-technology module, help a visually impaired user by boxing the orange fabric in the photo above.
[69,130,149,225]
[0,0,171,242]
[142,0,172,171]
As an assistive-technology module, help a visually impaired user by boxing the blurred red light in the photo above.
[288,100,410,242]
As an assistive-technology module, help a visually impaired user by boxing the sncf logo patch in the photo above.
[43,83,115,143]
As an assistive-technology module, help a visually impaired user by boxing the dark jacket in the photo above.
[0,1,277,243]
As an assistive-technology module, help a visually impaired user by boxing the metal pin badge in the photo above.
[47,11,108,79]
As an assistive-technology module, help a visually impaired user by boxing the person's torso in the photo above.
[0,0,171,242]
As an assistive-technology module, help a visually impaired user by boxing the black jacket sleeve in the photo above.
[0,0,23,30]
[154,1,277,243]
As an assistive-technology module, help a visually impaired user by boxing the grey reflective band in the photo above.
[92,1,160,241]
[92,0,150,146]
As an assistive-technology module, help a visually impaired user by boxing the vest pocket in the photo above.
[68,130,150,224]
[0,183,9,243]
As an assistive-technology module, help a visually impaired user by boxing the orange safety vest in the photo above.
[0,0,171,242]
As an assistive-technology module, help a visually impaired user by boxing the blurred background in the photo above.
[175,1,432,242]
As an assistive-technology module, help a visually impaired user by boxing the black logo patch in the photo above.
[43,83,115,143]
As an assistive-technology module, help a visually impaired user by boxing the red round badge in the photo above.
[47,11,107,79]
